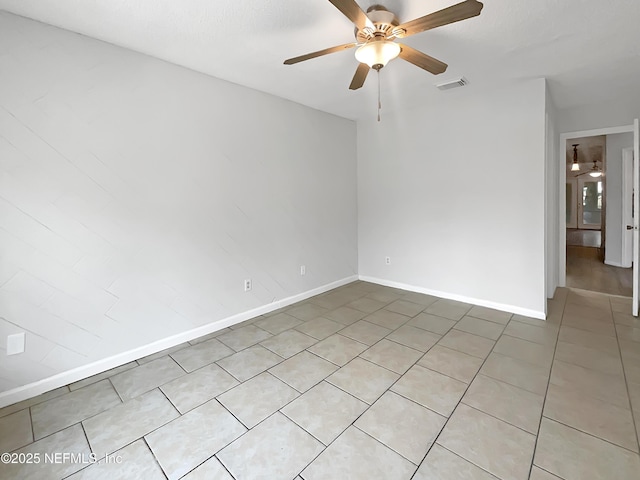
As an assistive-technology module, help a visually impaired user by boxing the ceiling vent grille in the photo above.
[436,77,468,91]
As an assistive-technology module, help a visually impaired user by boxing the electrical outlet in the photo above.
[300,265,306,276]
[244,279,252,292]
[7,332,25,355]
[385,256,391,265]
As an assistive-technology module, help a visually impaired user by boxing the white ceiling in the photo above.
[0,0,638,120]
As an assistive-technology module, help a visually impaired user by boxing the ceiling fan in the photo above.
[570,144,604,177]
[284,0,484,90]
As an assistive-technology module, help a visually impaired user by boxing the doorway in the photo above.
[559,126,636,301]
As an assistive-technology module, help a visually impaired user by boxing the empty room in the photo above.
[0,1,639,479]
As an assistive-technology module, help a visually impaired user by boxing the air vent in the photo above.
[436,77,468,91]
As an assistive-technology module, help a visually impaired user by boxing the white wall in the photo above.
[0,13,357,397]
[558,96,640,133]
[358,79,548,318]
[605,133,634,266]
[545,86,559,300]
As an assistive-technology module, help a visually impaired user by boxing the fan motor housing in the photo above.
[355,5,399,42]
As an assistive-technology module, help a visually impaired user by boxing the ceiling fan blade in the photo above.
[284,42,357,65]
[398,44,448,75]
[328,0,374,31]
[394,0,483,38]
[349,63,369,90]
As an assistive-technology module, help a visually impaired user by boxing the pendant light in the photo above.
[570,144,580,171]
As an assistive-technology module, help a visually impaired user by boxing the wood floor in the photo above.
[566,246,632,297]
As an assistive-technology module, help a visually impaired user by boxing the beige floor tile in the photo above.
[384,299,425,317]
[355,391,446,464]
[408,313,457,335]
[462,374,544,434]
[562,314,617,337]
[301,426,416,480]
[558,325,619,355]
[269,351,338,392]
[360,339,423,374]
[535,417,640,480]
[400,292,439,307]
[629,381,640,414]
[425,299,472,321]
[136,343,190,365]
[529,466,563,480]
[217,372,299,428]
[616,324,640,343]
[366,290,404,304]
[467,305,512,325]
[512,314,560,330]
[363,309,410,330]
[69,362,138,391]
[259,329,317,358]
[454,316,505,340]
[0,386,69,419]
[550,360,630,409]
[327,357,399,404]
[110,356,185,401]
[295,317,344,339]
[188,327,231,345]
[613,311,640,327]
[218,412,323,480]
[169,338,235,372]
[611,297,633,313]
[438,329,495,359]
[481,353,550,395]
[181,456,233,480]
[417,345,484,383]
[145,399,246,480]
[502,322,557,349]
[307,334,368,366]
[387,325,441,351]
[282,381,367,445]
[544,383,638,452]
[83,389,179,457]
[309,291,358,310]
[160,363,239,414]
[346,297,388,314]
[228,318,257,330]
[413,444,499,480]
[493,335,554,369]
[67,440,165,480]
[554,340,624,377]
[31,380,121,439]
[216,345,283,382]
[391,364,467,417]
[323,306,367,325]
[339,320,391,345]
[0,424,91,480]
[216,324,272,351]
[253,312,302,334]
[0,409,32,453]
[438,404,536,480]
[286,302,330,321]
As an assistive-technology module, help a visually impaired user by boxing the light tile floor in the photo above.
[1,282,640,479]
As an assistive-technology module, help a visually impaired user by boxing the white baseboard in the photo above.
[359,275,546,320]
[0,275,358,409]
[604,260,630,268]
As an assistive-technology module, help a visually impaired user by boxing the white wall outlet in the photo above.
[385,256,391,265]
[244,279,252,292]
[7,332,25,355]
[300,265,306,276]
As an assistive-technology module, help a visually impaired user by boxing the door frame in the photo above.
[558,124,635,287]
[621,147,634,268]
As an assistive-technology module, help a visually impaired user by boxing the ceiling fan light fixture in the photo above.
[355,40,400,69]
[589,171,603,178]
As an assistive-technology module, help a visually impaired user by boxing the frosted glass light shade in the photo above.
[571,162,580,171]
[589,171,603,177]
[355,41,401,68]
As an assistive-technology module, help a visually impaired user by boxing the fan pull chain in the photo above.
[377,69,381,122]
